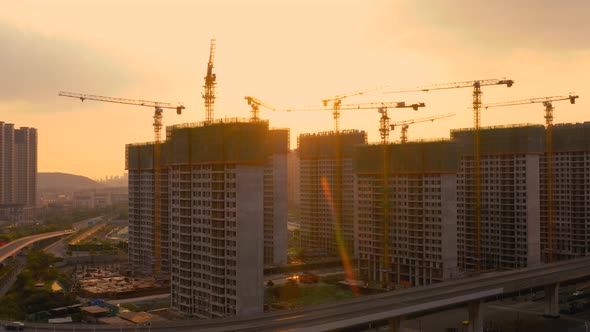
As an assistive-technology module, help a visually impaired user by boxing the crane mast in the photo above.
[58,91,184,275]
[280,96,423,288]
[244,96,276,121]
[321,85,388,132]
[203,39,217,124]
[483,94,578,263]
[375,102,426,289]
[385,78,513,272]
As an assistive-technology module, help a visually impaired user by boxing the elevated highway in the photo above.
[18,256,590,332]
[0,229,74,264]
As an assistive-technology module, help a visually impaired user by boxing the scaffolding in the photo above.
[354,140,459,174]
[354,140,459,288]
[451,124,546,155]
[297,130,367,258]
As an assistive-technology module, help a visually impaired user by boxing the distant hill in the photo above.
[38,172,102,191]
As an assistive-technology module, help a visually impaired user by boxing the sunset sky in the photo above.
[1,0,588,179]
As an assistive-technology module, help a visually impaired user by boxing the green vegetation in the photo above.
[0,250,77,320]
[0,202,129,250]
[69,238,127,253]
[121,299,169,313]
[0,223,66,244]
[296,283,355,306]
[0,263,16,280]
[266,281,356,309]
[320,273,346,284]
[69,241,118,252]
[288,228,302,259]
[0,206,109,244]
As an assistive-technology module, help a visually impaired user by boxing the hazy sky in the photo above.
[1,0,589,178]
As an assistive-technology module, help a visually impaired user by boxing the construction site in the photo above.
[298,130,367,258]
[53,36,590,322]
[126,117,289,318]
[76,268,168,299]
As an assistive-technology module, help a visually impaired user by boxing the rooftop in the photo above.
[81,306,110,315]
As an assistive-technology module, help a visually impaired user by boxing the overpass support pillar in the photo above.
[544,283,560,318]
[467,299,483,332]
[388,316,403,332]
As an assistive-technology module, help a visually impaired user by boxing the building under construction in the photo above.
[542,122,590,261]
[126,142,167,273]
[352,123,588,287]
[354,140,459,288]
[452,124,545,272]
[126,119,288,318]
[298,130,367,258]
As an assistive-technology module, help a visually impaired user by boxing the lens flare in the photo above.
[321,176,359,295]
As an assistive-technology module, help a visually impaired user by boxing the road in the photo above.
[17,256,590,331]
[0,229,74,264]
[44,216,103,257]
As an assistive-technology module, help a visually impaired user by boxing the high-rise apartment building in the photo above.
[126,143,165,273]
[453,125,543,272]
[15,127,38,207]
[287,149,300,212]
[541,122,590,261]
[354,141,458,288]
[126,119,288,318]
[298,122,590,290]
[1,123,15,204]
[0,122,37,221]
[298,130,367,258]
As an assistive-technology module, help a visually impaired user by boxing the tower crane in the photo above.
[483,94,579,263]
[390,113,455,143]
[203,39,217,123]
[321,85,388,132]
[385,78,514,272]
[244,96,276,121]
[371,102,426,289]
[58,91,185,275]
[270,99,425,288]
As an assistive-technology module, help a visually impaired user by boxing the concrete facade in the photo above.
[127,164,167,274]
[264,154,288,265]
[126,119,288,318]
[168,164,265,318]
[0,123,37,222]
[354,141,459,288]
[541,122,590,261]
[453,125,544,272]
[298,130,367,258]
[14,127,37,207]
[0,123,15,204]
[287,149,300,211]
